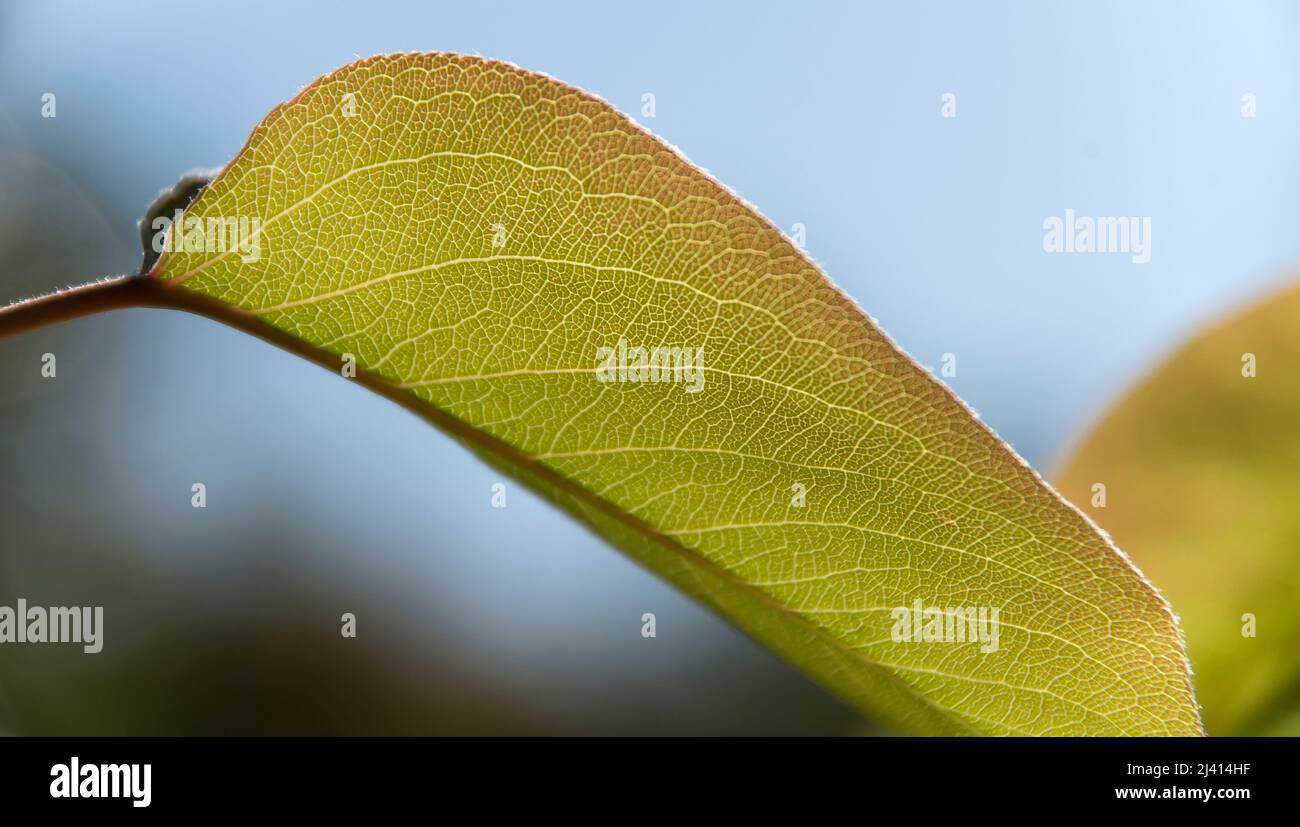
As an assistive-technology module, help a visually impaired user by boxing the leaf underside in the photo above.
[1057,282,1300,735]
[151,53,1201,735]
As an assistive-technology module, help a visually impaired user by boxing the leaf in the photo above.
[1055,282,1300,735]
[148,53,1200,735]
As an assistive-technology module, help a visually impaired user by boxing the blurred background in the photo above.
[0,0,1297,734]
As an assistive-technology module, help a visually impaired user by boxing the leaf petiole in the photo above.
[0,276,161,342]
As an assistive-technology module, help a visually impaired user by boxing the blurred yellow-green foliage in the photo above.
[1057,282,1300,735]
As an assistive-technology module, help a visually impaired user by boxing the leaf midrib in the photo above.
[135,276,1007,733]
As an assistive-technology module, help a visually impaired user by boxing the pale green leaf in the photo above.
[1056,282,1300,735]
[150,53,1200,735]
